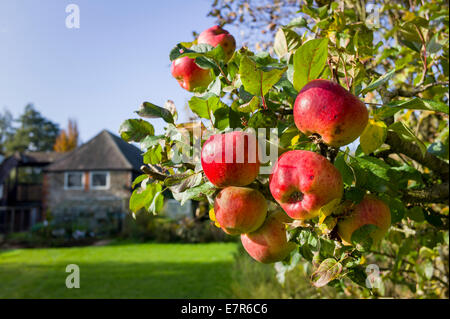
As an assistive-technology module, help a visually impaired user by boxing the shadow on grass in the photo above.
[0,260,233,299]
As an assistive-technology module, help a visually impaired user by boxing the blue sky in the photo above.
[0,0,240,143]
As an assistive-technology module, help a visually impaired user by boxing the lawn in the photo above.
[0,242,238,298]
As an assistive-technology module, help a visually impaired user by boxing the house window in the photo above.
[64,172,84,190]
[90,171,110,190]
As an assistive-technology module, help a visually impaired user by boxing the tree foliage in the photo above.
[0,104,60,154]
[121,0,449,298]
[53,119,79,153]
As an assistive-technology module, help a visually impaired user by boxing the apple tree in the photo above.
[120,0,449,298]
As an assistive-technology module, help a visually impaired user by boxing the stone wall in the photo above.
[44,170,132,217]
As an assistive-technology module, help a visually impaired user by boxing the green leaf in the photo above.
[141,135,164,149]
[344,187,366,203]
[293,38,329,91]
[421,99,450,114]
[170,43,226,62]
[232,96,260,113]
[359,69,396,95]
[137,102,175,124]
[388,121,427,156]
[239,55,288,96]
[359,119,387,154]
[131,174,148,189]
[287,16,307,28]
[213,107,231,130]
[143,144,162,165]
[165,170,203,193]
[373,97,449,120]
[334,154,354,186]
[129,183,161,213]
[378,194,406,223]
[148,185,164,215]
[188,93,223,119]
[247,110,278,129]
[119,119,155,142]
[311,258,343,288]
[273,27,301,58]
[407,206,425,222]
[351,224,378,251]
[178,182,217,205]
[346,266,368,287]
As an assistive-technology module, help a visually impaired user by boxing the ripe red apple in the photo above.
[201,131,260,187]
[197,25,236,61]
[293,79,369,147]
[170,56,213,92]
[337,195,391,246]
[269,150,343,220]
[241,211,296,263]
[214,186,267,235]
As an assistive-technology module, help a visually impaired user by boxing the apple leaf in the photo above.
[407,206,425,222]
[359,119,387,154]
[346,266,368,287]
[388,121,427,156]
[359,69,396,95]
[131,174,149,189]
[239,55,287,97]
[148,185,164,215]
[143,144,163,165]
[129,183,162,214]
[170,43,226,62]
[274,27,301,59]
[351,224,379,251]
[334,153,355,186]
[173,182,217,206]
[119,119,155,143]
[292,38,328,91]
[137,102,175,124]
[140,135,165,149]
[378,193,406,223]
[374,97,449,119]
[311,258,343,288]
[232,96,260,113]
[188,93,223,120]
[164,170,203,193]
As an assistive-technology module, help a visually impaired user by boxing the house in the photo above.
[0,129,196,236]
[0,130,143,234]
[0,151,66,233]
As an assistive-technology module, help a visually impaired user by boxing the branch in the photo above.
[402,182,449,204]
[385,131,449,180]
[140,165,167,182]
[385,81,449,99]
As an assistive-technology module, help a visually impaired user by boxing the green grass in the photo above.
[0,242,237,299]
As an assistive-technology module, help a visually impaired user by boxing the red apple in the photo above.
[241,211,296,263]
[170,56,213,92]
[293,79,369,147]
[197,25,236,61]
[214,186,267,235]
[201,131,260,187]
[337,195,391,246]
[269,150,343,220]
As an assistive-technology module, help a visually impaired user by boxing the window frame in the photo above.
[64,171,85,190]
[89,171,110,190]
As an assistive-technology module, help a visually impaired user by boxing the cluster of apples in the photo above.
[171,26,392,263]
[171,25,236,92]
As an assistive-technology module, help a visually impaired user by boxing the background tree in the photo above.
[53,119,79,152]
[121,0,449,298]
[3,104,60,154]
[0,109,14,155]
